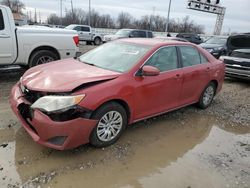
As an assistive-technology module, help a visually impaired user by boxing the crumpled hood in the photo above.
[21,59,120,92]
[227,33,250,51]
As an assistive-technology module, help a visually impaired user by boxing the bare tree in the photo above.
[47,9,204,34]
[1,0,25,13]
[117,12,132,29]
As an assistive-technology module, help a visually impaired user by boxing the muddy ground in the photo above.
[0,45,250,188]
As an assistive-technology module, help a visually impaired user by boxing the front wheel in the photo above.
[90,102,127,147]
[198,82,216,109]
[94,37,102,45]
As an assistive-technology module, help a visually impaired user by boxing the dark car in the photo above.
[154,36,189,42]
[176,33,203,44]
[103,29,153,42]
[200,36,228,58]
[220,33,250,80]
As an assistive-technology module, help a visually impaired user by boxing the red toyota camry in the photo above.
[10,38,225,150]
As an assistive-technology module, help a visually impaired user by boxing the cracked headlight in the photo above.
[31,95,85,113]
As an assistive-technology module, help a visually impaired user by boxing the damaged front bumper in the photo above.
[9,83,97,150]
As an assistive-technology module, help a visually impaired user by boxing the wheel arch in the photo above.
[28,46,61,65]
[209,79,218,92]
[92,99,131,124]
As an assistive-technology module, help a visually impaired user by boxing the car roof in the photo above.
[117,38,191,47]
[119,28,152,32]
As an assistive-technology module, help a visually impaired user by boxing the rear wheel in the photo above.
[29,50,59,67]
[90,102,127,147]
[198,82,216,109]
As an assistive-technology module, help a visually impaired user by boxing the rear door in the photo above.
[80,26,92,41]
[178,45,211,105]
[0,8,17,65]
[133,46,183,119]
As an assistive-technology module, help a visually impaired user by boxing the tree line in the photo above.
[48,8,204,33]
[1,0,204,33]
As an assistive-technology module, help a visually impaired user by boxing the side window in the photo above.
[138,31,146,38]
[179,46,201,67]
[147,32,153,38]
[0,10,4,30]
[82,26,90,32]
[200,53,208,64]
[131,31,140,37]
[73,26,81,32]
[145,47,178,72]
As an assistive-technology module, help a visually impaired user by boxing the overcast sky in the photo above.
[22,0,250,34]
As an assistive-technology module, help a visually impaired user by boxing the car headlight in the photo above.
[31,95,85,113]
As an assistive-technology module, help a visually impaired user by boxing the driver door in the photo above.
[0,8,17,65]
[133,46,183,120]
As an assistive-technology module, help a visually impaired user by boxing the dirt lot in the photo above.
[0,45,249,188]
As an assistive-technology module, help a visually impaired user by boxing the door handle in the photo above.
[174,74,181,79]
[0,34,10,38]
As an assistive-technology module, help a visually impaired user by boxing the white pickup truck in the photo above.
[0,5,80,67]
[65,24,103,45]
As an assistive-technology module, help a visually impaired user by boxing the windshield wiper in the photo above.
[77,58,96,66]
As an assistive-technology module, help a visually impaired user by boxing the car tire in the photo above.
[90,102,127,148]
[198,82,216,109]
[94,37,102,45]
[29,50,59,67]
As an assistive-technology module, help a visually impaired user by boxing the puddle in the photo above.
[0,103,249,188]
[0,142,21,187]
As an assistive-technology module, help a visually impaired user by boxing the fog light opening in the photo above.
[47,136,67,146]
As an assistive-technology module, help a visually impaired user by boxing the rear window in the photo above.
[0,10,4,30]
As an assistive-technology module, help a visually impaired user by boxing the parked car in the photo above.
[220,33,250,80]
[103,29,153,42]
[65,24,103,45]
[154,36,189,42]
[10,38,225,150]
[0,5,80,67]
[176,33,203,44]
[200,36,228,58]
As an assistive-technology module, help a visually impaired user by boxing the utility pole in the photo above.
[88,0,91,26]
[165,0,172,32]
[39,11,41,24]
[71,0,74,22]
[34,8,37,23]
[60,0,63,26]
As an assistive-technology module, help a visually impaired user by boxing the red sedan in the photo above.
[10,38,225,150]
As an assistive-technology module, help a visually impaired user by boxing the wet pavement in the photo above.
[0,45,249,188]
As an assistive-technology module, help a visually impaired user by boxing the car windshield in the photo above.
[115,29,131,37]
[205,37,227,45]
[78,42,151,73]
[65,25,75,29]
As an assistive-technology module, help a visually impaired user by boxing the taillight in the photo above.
[73,36,79,47]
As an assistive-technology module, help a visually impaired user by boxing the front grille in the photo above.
[226,64,250,71]
[17,103,38,135]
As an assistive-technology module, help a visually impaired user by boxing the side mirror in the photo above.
[142,66,160,76]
